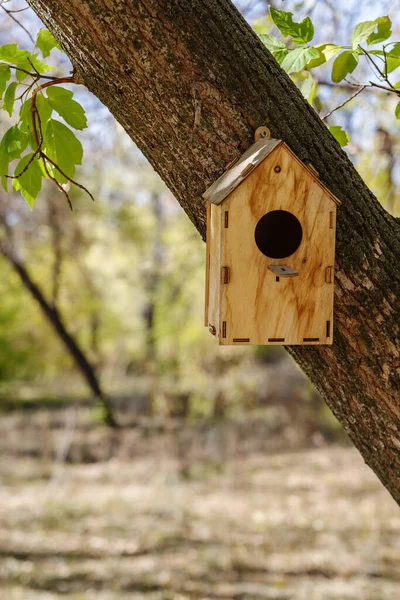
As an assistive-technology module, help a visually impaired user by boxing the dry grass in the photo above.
[0,408,399,599]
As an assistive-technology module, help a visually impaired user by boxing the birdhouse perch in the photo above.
[203,137,340,346]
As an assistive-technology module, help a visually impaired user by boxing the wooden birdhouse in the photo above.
[203,137,340,346]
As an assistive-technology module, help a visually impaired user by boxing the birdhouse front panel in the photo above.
[204,139,339,346]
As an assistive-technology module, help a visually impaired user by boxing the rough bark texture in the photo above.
[26,0,400,501]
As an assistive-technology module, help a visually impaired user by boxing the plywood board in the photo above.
[204,201,211,326]
[219,145,336,345]
[203,138,282,205]
[206,202,222,337]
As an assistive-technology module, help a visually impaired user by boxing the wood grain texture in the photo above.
[203,138,281,205]
[204,201,211,327]
[218,145,336,345]
[206,202,222,335]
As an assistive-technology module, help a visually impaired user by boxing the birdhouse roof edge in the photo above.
[203,138,283,205]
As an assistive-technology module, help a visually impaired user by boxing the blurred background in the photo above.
[0,0,399,598]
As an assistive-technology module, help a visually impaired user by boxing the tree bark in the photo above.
[0,245,117,427]
[26,0,400,502]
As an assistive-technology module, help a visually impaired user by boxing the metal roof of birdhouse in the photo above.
[203,137,340,206]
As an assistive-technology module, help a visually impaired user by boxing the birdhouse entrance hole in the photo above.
[254,210,302,259]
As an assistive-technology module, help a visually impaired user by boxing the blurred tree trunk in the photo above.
[0,240,117,427]
[143,192,165,368]
[26,0,400,503]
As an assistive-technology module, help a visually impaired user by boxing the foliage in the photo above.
[0,31,88,208]
[258,10,400,146]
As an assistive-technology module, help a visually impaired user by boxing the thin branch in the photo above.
[360,47,385,80]
[4,64,60,81]
[5,146,41,180]
[0,4,35,44]
[42,153,95,203]
[368,81,400,96]
[322,85,366,120]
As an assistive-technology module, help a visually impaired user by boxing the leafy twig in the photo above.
[6,73,92,209]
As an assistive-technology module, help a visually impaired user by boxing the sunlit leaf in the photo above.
[331,51,359,83]
[36,29,61,58]
[300,73,317,104]
[3,126,28,160]
[0,64,11,98]
[0,43,55,74]
[270,8,314,44]
[3,81,18,116]
[306,44,342,70]
[20,94,53,137]
[0,43,29,64]
[280,47,320,74]
[329,125,350,147]
[259,34,288,64]
[386,43,400,74]
[13,153,42,208]
[367,16,392,45]
[351,21,376,50]
[43,118,83,184]
[395,101,400,120]
[46,87,87,130]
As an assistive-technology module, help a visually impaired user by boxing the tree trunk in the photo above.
[0,246,117,427]
[26,0,400,502]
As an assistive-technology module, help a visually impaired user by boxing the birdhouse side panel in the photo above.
[204,201,211,326]
[219,150,336,345]
[206,202,223,338]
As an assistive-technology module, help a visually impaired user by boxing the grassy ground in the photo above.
[0,408,399,600]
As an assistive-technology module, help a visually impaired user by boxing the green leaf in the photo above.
[329,125,350,147]
[331,51,359,83]
[0,137,10,178]
[43,119,83,184]
[20,94,53,138]
[305,48,325,70]
[3,81,18,116]
[307,44,343,70]
[321,44,343,62]
[13,153,42,209]
[386,43,400,74]
[280,47,320,74]
[0,43,55,74]
[3,126,28,160]
[367,16,392,45]
[46,87,87,130]
[395,101,400,120]
[0,64,11,98]
[259,34,288,63]
[394,81,400,89]
[300,73,317,104]
[0,43,29,64]
[0,126,30,184]
[36,29,61,58]
[22,54,56,74]
[351,21,376,49]
[270,8,314,44]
